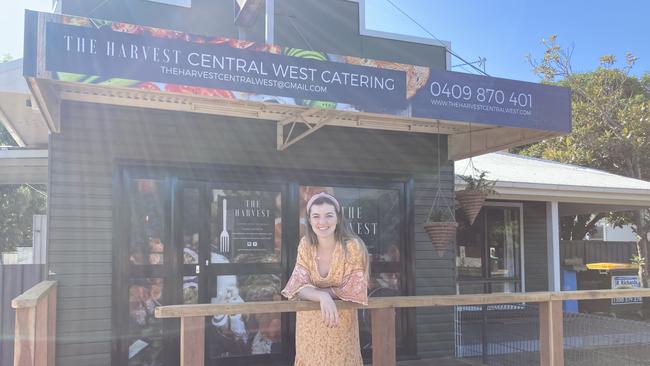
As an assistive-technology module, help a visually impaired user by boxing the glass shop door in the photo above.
[200,182,289,366]
[120,173,291,366]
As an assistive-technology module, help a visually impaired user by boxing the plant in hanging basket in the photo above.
[456,170,497,225]
[424,208,458,257]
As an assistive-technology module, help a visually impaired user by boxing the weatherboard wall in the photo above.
[523,201,549,292]
[47,101,456,365]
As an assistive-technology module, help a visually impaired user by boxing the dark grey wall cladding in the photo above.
[413,172,456,358]
[275,0,447,68]
[48,101,456,364]
[60,0,448,69]
[275,0,362,56]
[61,0,247,41]
[523,201,549,292]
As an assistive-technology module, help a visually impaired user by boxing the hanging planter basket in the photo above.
[424,221,459,257]
[456,166,497,225]
[456,190,488,225]
[424,122,458,257]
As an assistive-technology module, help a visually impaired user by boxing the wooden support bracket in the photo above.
[276,110,338,151]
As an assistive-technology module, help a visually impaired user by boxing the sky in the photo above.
[367,0,650,82]
[1,0,649,83]
[1,0,54,58]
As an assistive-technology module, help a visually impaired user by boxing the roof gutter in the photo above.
[456,181,650,207]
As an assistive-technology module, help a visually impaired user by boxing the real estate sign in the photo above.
[611,275,642,305]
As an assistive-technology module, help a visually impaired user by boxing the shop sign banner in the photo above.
[24,11,571,132]
[411,69,571,132]
[44,22,406,111]
[611,275,641,305]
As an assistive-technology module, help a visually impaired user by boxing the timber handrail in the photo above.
[12,281,57,309]
[155,288,650,366]
[155,289,650,317]
[12,280,57,366]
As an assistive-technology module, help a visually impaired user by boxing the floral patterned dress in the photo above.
[281,237,368,366]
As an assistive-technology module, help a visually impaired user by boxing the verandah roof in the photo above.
[456,152,650,209]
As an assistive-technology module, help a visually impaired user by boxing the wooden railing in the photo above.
[156,289,650,366]
[12,281,57,366]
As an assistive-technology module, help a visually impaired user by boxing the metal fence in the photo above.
[455,304,539,365]
[455,303,650,366]
[0,264,45,366]
[564,311,650,366]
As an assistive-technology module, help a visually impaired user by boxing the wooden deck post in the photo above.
[539,300,564,366]
[180,316,205,366]
[12,281,57,366]
[14,306,36,366]
[47,287,57,366]
[34,296,48,366]
[371,307,396,366]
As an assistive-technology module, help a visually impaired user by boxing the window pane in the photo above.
[456,206,521,280]
[211,189,282,264]
[183,276,198,304]
[456,209,483,278]
[128,278,164,366]
[486,207,520,278]
[146,0,191,7]
[129,179,165,265]
[457,282,486,295]
[362,272,404,351]
[457,281,520,295]
[299,186,401,262]
[183,187,200,264]
[490,281,519,293]
[207,274,282,358]
[369,272,401,294]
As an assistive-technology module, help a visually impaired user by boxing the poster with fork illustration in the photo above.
[212,190,279,262]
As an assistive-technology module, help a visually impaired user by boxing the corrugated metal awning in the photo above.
[455,152,650,207]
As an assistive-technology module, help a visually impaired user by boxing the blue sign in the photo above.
[44,22,407,111]
[412,70,572,132]
[25,11,572,133]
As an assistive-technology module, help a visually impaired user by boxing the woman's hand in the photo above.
[318,291,339,327]
[297,287,340,327]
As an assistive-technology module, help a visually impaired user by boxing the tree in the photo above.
[0,54,17,146]
[560,213,606,241]
[0,125,15,146]
[0,54,47,263]
[0,185,47,259]
[523,35,650,289]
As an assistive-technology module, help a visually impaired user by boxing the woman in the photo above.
[281,192,369,366]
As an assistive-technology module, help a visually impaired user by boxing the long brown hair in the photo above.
[304,195,370,279]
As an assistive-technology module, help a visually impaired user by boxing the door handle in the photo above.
[195,265,200,274]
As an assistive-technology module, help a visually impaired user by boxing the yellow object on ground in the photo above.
[585,262,638,271]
